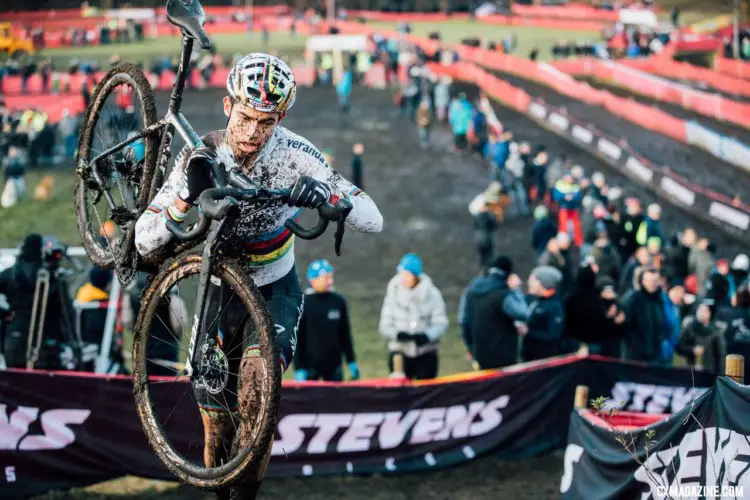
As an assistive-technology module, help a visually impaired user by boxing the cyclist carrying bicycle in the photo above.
[134,53,383,498]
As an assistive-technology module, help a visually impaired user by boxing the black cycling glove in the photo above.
[287,175,332,209]
[179,146,220,205]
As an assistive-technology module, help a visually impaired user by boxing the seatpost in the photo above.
[169,35,195,113]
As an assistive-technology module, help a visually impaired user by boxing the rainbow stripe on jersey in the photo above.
[239,209,300,267]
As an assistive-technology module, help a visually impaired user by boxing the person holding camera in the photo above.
[0,234,66,369]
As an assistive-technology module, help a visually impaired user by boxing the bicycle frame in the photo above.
[86,35,205,214]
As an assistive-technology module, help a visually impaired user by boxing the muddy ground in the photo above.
[33,84,743,499]
[484,67,750,200]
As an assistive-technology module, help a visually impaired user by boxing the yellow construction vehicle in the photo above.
[0,23,35,61]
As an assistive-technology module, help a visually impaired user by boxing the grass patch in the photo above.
[40,32,308,70]
[367,20,600,61]
[0,168,80,247]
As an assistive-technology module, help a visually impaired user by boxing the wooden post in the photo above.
[390,353,405,379]
[574,385,589,410]
[726,354,745,384]
[694,349,704,371]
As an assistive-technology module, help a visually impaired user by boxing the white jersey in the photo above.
[135,126,383,286]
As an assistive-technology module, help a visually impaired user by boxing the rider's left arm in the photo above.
[298,148,383,233]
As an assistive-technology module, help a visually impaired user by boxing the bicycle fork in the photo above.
[183,220,224,378]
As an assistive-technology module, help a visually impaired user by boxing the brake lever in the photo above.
[334,219,346,256]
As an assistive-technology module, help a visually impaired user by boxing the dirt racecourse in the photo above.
[31,83,743,499]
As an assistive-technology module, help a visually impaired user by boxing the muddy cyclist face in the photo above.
[223,96,281,161]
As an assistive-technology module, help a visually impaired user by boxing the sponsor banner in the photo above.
[596,138,622,161]
[660,176,696,207]
[624,156,654,183]
[571,125,593,144]
[529,102,548,120]
[561,377,750,499]
[0,361,578,498]
[548,112,570,131]
[0,356,714,498]
[709,202,750,231]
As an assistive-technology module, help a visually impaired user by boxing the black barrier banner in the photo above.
[0,361,579,499]
[583,357,718,414]
[561,378,750,499]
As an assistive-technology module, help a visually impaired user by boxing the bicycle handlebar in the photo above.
[165,176,353,252]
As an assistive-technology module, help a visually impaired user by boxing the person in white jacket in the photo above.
[379,253,449,379]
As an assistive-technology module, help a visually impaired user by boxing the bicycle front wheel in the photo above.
[75,62,158,270]
[132,255,281,490]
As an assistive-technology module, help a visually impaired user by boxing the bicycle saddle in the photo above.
[166,0,212,49]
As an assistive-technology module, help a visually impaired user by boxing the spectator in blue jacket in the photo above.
[336,67,353,112]
[448,92,473,152]
[470,101,488,157]
[660,283,686,364]
[489,130,512,183]
[531,205,558,256]
[522,266,566,361]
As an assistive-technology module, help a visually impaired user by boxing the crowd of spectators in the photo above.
[458,133,750,376]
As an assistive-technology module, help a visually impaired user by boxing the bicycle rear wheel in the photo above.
[75,63,158,272]
[132,254,281,490]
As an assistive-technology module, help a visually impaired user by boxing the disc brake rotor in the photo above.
[195,340,230,395]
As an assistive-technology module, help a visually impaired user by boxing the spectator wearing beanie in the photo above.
[522,266,565,361]
[379,253,448,380]
[622,267,666,363]
[459,256,528,369]
[676,300,726,373]
[531,205,558,256]
[294,260,359,382]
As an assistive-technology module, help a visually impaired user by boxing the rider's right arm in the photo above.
[134,147,192,257]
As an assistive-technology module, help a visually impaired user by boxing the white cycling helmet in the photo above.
[226,53,296,114]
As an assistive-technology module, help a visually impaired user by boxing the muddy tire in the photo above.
[132,254,281,491]
[75,62,158,270]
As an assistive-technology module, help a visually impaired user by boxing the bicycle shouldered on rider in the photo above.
[133,53,383,497]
